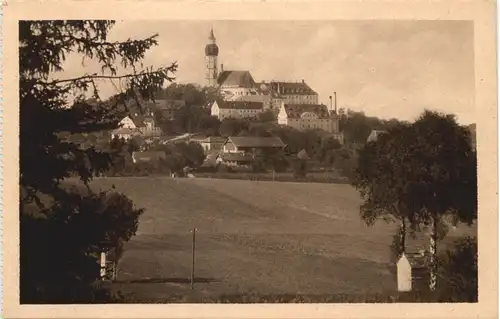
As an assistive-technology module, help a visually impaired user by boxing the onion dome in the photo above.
[205,27,219,56]
[205,43,219,56]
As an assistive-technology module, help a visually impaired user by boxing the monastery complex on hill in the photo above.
[205,27,343,142]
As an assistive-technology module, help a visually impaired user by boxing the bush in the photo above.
[436,236,477,302]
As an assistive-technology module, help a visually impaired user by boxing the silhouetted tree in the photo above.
[20,20,176,303]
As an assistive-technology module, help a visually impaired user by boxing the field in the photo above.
[88,177,476,302]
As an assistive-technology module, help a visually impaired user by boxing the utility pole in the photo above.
[191,228,197,290]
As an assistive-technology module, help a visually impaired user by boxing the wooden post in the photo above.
[191,228,196,290]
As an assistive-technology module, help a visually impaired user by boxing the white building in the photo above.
[118,115,137,129]
[366,129,387,143]
[227,93,272,110]
[278,103,339,131]
[111,114,163,140]
[211,99,264,120]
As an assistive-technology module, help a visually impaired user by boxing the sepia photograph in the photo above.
[2,0,498,318]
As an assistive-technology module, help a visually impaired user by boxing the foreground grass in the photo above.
[111,291,463,304]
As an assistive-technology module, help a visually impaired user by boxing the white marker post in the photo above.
[100,252,106,279]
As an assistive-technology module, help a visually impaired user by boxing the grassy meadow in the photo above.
[86,177,476,302]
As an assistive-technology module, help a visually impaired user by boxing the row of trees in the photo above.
[352,110,477,298]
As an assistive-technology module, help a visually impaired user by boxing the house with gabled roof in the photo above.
[111,127,143,141]
[217,136,286,168]
[211,99,264,120]
[116,111,163,139]
[222,136,286,154]
[216,152,255,169]
[189,134,226,153]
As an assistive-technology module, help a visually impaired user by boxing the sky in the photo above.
[60,20,475,124]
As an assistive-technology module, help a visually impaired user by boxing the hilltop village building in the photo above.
[205,27,343,141]
[216,136,286,168]
[266,81,319,106]
[278,103,339,132]
[366,129,388,143]
[211,100,264,120]
[111,112,163,140]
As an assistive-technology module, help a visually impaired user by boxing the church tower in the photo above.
[205,27,219,87]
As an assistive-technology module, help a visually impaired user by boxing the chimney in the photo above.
[334,92,337,114]
[329,95,333,111]
[220,63,224,72]
[302,79,304,83]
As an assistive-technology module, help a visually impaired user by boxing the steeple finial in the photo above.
[209,25,215,40]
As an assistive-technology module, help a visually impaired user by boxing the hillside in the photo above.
[87,177,476,302]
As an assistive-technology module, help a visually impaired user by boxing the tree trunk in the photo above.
[400,218,406,254]
[429,214,438,291]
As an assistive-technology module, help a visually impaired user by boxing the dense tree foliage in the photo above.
[150,83,222,135]
[20,20,176,303]
[352,110,477,292]
[339,110,403,145]
[437,236,477,302]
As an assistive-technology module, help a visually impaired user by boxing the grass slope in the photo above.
[87,177,476,302]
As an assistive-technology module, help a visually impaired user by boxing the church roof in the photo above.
[282,104,331,119]
[218,71,256,88]
[269,81,318,96]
